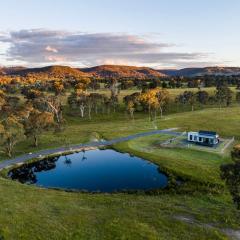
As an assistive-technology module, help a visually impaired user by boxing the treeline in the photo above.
[1,70,240,91]
[175,84,240,110]
[145,75,240,89]
[79,75,240,90]
[65,78,240,123]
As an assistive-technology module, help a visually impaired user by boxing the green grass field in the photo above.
[0,178,239,240]
[0,97,240,239]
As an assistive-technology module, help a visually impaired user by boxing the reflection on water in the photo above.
[9,157,58,184]
[9,149,168,192]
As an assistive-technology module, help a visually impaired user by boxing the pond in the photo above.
[8,149,168,192]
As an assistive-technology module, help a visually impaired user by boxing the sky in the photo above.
[0,0,240,69]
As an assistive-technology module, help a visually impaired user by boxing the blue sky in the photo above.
[0,0,240,68]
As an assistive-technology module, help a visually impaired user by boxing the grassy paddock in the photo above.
[0,178,239,240]
[0,106,240,239]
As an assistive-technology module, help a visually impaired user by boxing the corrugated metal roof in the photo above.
[199,130,217,136]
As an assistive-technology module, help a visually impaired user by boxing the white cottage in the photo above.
[187,130,219,147]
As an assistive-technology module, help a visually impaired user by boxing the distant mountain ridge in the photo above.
[1,65,240,79]
[0,65,166,79]
[159,67,240,77]
[0,66,27,75]
[6,65,88,77]
[80,65,166,78]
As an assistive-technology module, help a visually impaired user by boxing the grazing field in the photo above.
[0,106,240,239]
[0,179,239,240]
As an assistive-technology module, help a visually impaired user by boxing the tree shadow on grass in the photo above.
[0,231,4,240]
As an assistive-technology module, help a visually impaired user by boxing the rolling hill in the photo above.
[8,65,88,78]
[1,65,240,80]
[80,65,166,79]
[159,67,240,77]
[2,65,166,79]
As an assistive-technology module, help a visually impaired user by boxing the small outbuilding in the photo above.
[187,130,219,147]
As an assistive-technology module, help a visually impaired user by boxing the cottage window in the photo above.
[189,135,192,140]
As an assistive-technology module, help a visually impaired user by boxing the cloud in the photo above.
[45,46,58,53]
[0,29,214,68]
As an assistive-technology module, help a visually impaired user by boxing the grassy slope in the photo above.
[114,135,229,186]
[0,179,239,240]
[0,104,240,239]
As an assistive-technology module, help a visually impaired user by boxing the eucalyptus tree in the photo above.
[52,80,65,96]
[126,101,135,119]
[0,115,25,157]
[108,78,120,113]
[123,92,141,119]
[215,85,233,108]
[68,89,88,118]
[236,91,240,105]
[89,93,105,114]
[176,91,196,111]
[156,88,170,118]
[138,88,160,121]
[0,90,6,112]
[24,109,55,147]
[196,90,209,105]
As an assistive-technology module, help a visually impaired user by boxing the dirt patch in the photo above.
[222,229,240,240]
[174,215,240,240]
[173,215,195,224]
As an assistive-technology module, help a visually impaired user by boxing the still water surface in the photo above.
[9,149,168,192]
